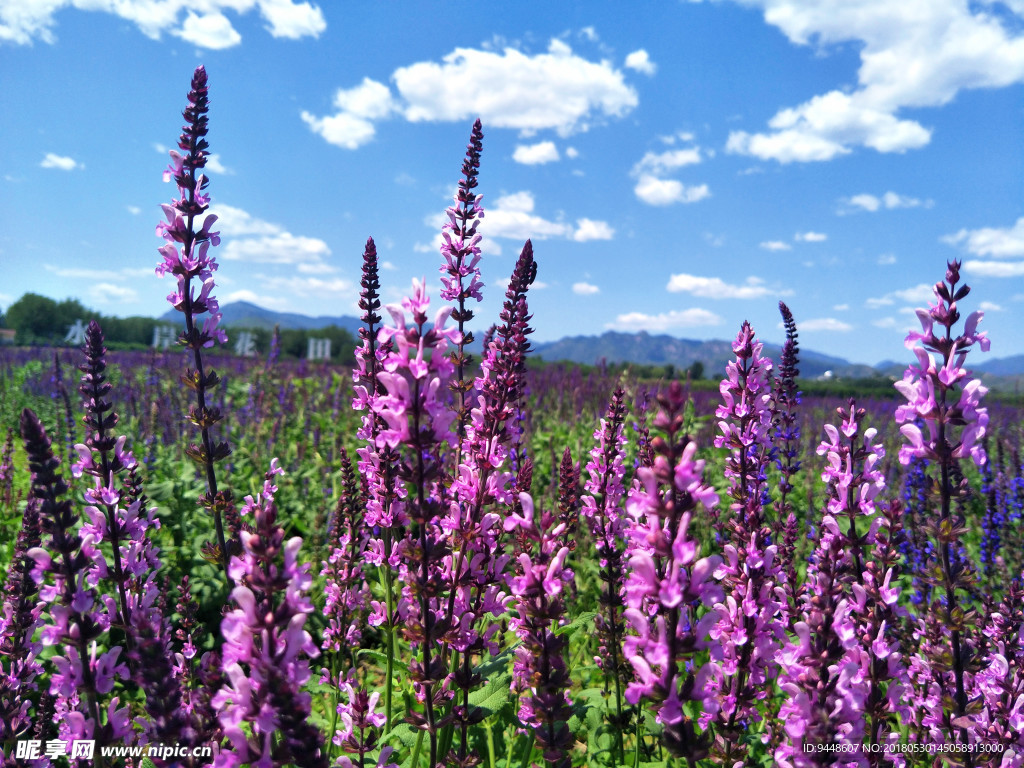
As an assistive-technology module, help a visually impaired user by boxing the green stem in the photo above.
[382,528,396,735]
[327,653,340,763]
[517,732,535,768]
[484,718,497,768]
[411,729,425,768]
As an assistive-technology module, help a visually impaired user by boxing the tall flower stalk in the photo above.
[505,492,574,768]
[709,322,788,762]
[213,460,328,767]
[353,237,403,733]
[155,64,232,578]
[582,387,631,761]
[22,409,127,762]
[439,119,485,446]
[895,260,988,760]
[623,382,722,763]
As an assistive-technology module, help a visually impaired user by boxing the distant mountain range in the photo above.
[170,302,1024,388]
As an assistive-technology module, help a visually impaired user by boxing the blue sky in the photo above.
[2,1,1023,366]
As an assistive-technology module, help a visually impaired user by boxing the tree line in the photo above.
[1,292,357,362]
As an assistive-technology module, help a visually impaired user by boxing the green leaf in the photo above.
[554,610,597,637]
[357,647,410,674]
[141,760,157,768]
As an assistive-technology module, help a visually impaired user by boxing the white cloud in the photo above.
[943,217,1024,258]
[301,77,398,149]
[174,11,241,49]
[631,148,701,176]
[760,240,791,252]
[513,141,560,165]
[209,204,284,237]
[848,193,881,212]
[565,146,579,158]
[272,275,355,297]
[833,303,849,311]
[800,317,853,332]
[866,283,935,308]
[573,218,615,242]
[842,190,931,213]
[221,289,289,310]
[724,0,1024,162]
[873,317,900,328]
[305,39,638,149]
[40,153,81,171]
[573,282,600,295]
[610,308,723,331]
[257,0,326,39]
[634,175,710,206]
[979,300,1003,311]
[90,283,139,305]
[210,204,334,273]
[472,191,613,243]
[380,260,398,271]
[877,253,897,265]
[205,154,232,174]
[0,1,324,47]
[624,49,657,75]
[45,264,151,281]
[223,232,331,270]
[666,273,788,299]
[126,205,141,215]
[963,259,1024,277]
[795,231,827,242]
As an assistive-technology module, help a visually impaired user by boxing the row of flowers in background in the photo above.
[0,65,1021,768]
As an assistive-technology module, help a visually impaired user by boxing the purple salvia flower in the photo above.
[0,428,16,517]
[815,399,886,579]
[708,322,788,763]
[439,242,536,763]
[896,261,988,759]
[581,387,631,759]
[73,321,147,640]
[321,447,369,665]
[0,498,45,746]
[21,408,129,759]
[155,65,234,576]
[333,680,398,768]
[773,529,870,767]
[972,578,1024,759]
[213,460,328,768]
[772,302,802,606]
[374,278,460,767]
[505,492,574,768]
[439,119,485,442]
[130,613,201,767]
[622,382,722,762]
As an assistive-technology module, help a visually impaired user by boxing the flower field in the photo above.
[0,66,1022,768]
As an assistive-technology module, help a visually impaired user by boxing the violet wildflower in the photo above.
[321,446,369,669]
[707,323,788,762]
[352,237,404,731]
[213,460,328,768]
[0,428,16,517]
[333,681,399,768]
[622,382,722,761]
[439,119,485,441]
[972,579,1024,759]
[438,242,535,763]
[896,261,988,759]
[505,492,574,768]
[72,321,146,639]
[154,65,234,576]
[0,498,44,747]
[772,302,802,601]
[21,408,128,759]
[375,278,459,767]
[581,387,631,757]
